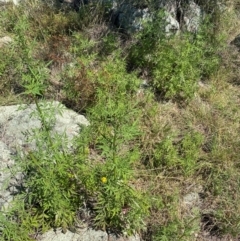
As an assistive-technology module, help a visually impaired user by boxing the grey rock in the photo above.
[116,4,151,34]
[182,190,202,239]
[38,228,140,241]
[108,233,140,241]
[159,0,202,33]
[183,1,202,32]
[37,229,80,241]
[0,101,89,150]
[0,141,15,210]
[0,141,14,169]
[165,12,180,34]
[77,228,108,241]
[114,2,178,35]
[38,228,81,241]
[183,192,200,207]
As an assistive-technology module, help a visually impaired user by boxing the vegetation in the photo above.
[0,0,240,240]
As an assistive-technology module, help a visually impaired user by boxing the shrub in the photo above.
[72,56,150,234]
[61,32,97,112]
[128,10,223,101]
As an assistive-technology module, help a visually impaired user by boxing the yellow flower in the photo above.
[101,177,107,183]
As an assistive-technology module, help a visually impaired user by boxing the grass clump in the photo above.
[151,131,204,176]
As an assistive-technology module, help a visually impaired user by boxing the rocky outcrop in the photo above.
[58,0,203,34]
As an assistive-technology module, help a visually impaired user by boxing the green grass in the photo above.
[1,0,240,240]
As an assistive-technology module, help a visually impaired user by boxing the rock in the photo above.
[37,228,81,241]
[183,1,202,32]
[60,0,151,34]
[115,4,151,34]
[38,228,140,241]
[76,228,108,241]
[0,101,89,149]
[108,233,140,241]
[182,184,203,211]
[183,192,200,208]
[156,0,177,13]
[160,0,202,33]
[165,12,180,35]
[0,141,15,210]
[181,186,203,238]
[113,2,179,35]
[0,36,13,48]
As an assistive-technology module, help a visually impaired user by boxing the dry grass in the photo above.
[136,52,240,238]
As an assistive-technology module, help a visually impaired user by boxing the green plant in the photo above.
[99,32,119,57]
[151,131,203,176]
[61,32,97,111]
[152,36,201,100]
[179,131,204,176]
[24,2,83,39]
[0,13,30,100]
[0,46,21,101]
[70,0,108,30]
[22,134,81,228]
[71,56,150,234]
[128,9,223,101]
[0,200,35,241]
[152,217,199,241]
[0,11,81,238]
